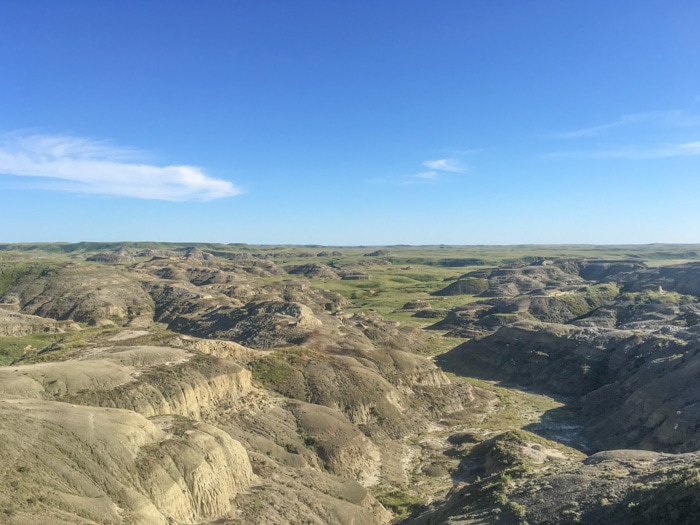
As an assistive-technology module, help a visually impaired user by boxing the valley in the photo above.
[0,243,699,524]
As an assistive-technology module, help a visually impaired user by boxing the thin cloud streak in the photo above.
[422,158,467,173]
[0,133,241,201]
[370,154,473,185]
[544,140,700,160]
[551,110,700,139]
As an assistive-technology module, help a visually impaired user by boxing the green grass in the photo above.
[250,353,297,387]
[457,376,566,431]
[0,333,65,365]
[374,488,424,521]
[556,283,620,317]
[0,260,63,297]
[0,325,135,365]
[619,289,694,305]
[249,346,319,390]
[307,264,480,322]
[0,321,180,366]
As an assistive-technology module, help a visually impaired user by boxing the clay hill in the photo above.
[0,243,698,524]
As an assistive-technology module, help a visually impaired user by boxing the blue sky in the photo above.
[1,1,699,245]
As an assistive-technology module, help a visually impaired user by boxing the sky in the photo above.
[1,0,699,245]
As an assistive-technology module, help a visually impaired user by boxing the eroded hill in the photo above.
[0,243,699,524]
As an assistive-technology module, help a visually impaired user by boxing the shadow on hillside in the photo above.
[522,405,591,453]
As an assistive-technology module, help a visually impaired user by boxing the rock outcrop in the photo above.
[0,398,252,524]
[3,247,700,524]
[3,263,154,327]
[0,309,80,337]
[408,431,700,525]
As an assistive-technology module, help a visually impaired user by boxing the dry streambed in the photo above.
[384,375,583,519]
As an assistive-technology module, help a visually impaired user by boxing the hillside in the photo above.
[0,243,699,524]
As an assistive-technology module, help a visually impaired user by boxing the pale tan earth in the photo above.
[0,246,698,524]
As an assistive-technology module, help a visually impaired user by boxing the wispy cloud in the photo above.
[551,110,700,139]
[676,141,700,155]
[369,154,473,185]
[422,158,467,173]
[0,133,241,201]
[545,140,700,160]
[406,157,470,183]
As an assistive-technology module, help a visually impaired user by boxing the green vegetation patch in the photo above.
[250,346,324,398]
[0,327,115,366]
[460,377,566,431]
[0,333,63,365]
[558,283,620,318]
[432,277,489,296]
[619,289,694,306]
[374,488,424,520]
[0,260,60,297]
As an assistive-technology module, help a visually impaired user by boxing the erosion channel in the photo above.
[0,243,699,525]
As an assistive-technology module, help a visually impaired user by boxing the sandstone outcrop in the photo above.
[0,398,252,524]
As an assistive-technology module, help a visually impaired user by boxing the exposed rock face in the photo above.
[431,278,488,296]
[85,250,135,263]
[408,431,700,525]
[476,262,586,297]
[251,344,469,443]
[79,350,252,420]
[440,321,624,396]
[0,309,80,336]
[144,261,347,349]
[0,398,252,525]
[169,334,267,363]
[286,263,340,279]
[399,299,431,311]
[0,347,252,524]
[0,339,396,524]
[0,346,253,420]
[430,283,619,336]
[0,252,484,524]
[3,248,700,524]
[0,358,138,399]
[555,260,700,300]
[410,259,700,523]
[442,321,700,453]
[166,300,323,349]
[576,259,647,282]
[438,261,700,455]
[654,263,700,295]
[3,263,154,327]
[582,334,700,452]
[289,400,382,484]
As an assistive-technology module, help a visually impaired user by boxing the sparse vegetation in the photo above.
[1,243,700,524]
[601,467,700,524]
[375,488,424,520]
